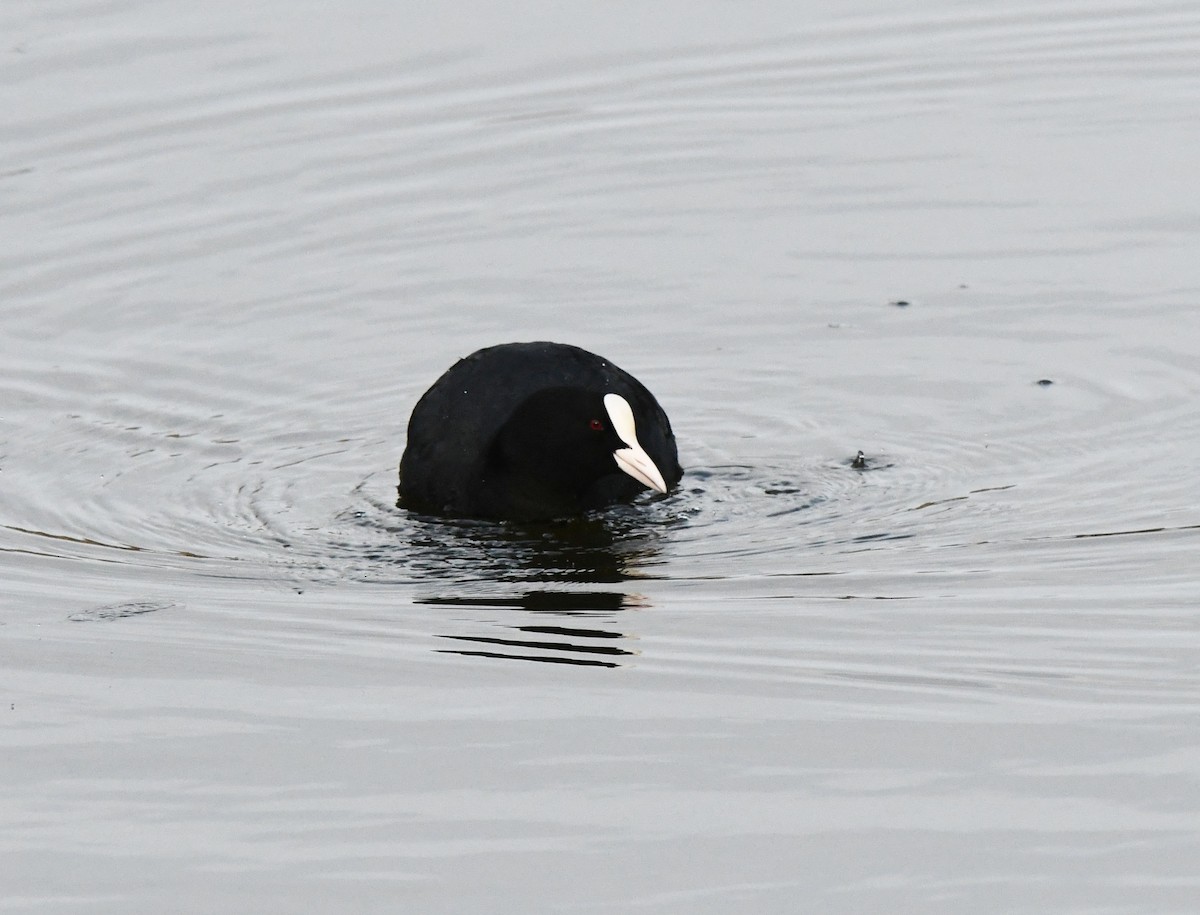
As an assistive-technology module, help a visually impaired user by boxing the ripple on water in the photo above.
[1,1,1198,689]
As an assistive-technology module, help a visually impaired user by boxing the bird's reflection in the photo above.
[388,498,679,666]
[403,503,670,584]
[426,590,641,667]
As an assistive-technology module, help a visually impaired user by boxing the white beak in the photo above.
[604,393,668,494]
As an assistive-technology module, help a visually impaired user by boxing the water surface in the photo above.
[3,0,1199,911]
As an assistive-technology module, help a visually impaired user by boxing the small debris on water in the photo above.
[1036,378,1054,387]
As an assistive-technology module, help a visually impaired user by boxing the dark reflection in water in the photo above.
[365,495,678,585]
[342,500,676,665]
[422,590,641,667]
[420,590,643,613]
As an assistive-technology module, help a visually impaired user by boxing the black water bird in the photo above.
[398,342,682,521]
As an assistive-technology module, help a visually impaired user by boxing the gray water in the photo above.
[3,1,1199,911]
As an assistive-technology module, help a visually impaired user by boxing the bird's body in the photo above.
[398,342,681,521]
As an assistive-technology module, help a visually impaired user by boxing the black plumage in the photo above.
[398,342,682,521]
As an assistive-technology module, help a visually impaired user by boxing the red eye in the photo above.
[589,418,604,431]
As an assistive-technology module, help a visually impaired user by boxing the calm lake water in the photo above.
[3,0,1199,911]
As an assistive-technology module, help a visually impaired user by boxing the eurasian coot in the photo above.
[398,342,682,521]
